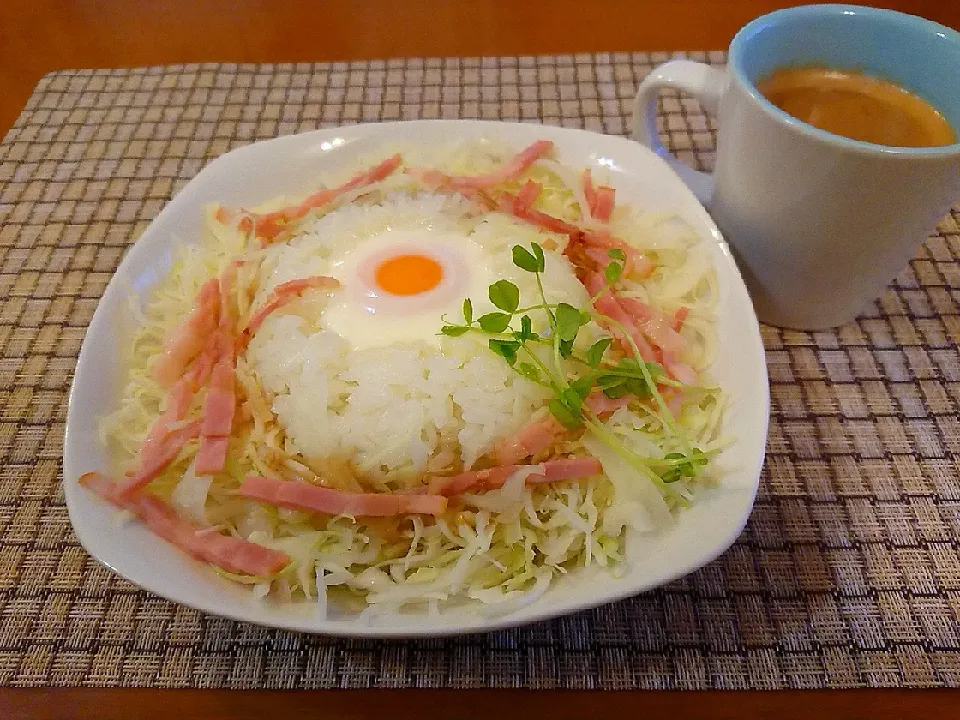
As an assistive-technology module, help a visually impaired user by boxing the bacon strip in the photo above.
[493,416,564,467]
[514,179,542,210]
[523,457,604,484]
[131,377,196,490]
[661,352,698,386]
[430,457,604,496]
[583,267,695,386]
[672,307,689,333]
[171,263,244,476]
[237,276,340,350]
[496,185,653,285]
[582,170,616,221]
[194,437,230,476]
[494,391,631,465]
[137,378,193,467]
[580,230,654,279]
[428,466,515,497]
[583,246,613,269]
[183,346,215,391]
[498,192,582,236]
[238,476,449,517]
[80,471,290,576]
[581,244,655,280]
[200,361,235,438]
[583,170,597,214]
[253,154,403,241]
[618,297,687,355]
[583,391,632,417]
[195,359,236,476]
[140,262,244,482]
[406,139,553,191]
[616,297,697,384]
[497,199,655,280]
[138,280,233,478]
[151,279,221,386]
[117,420,202,497]
[219,260,242,331]
[165,378,194,419]
[582,271,658,363]
[591,187,616,222]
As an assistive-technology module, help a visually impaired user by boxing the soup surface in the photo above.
[757,66,956,147]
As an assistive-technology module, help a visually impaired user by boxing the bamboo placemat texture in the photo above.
[1,53,959,690]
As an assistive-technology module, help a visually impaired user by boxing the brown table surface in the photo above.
[2,2,960,719]
[1,0,959,136]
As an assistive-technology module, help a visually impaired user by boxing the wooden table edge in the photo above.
[2,0,959,135]
[3,687,959,720]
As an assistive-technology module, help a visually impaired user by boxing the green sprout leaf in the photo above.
[555,302,585,342]
[514,314,538,342]
[569,375,594,402]
[624,377,652,397]
[585,338,612,368]
[661,449,708,483]
[559,386,585,410]
[593,356,658,398]
[623,378,650,397]
[440,325,470,337]
[462,298,473,325]
[597,374,629,398]
[596,373,626,390]
[548,398,582,429]
[477,312,512,333]
[608,248,626,262]
[488,338,520,366]
[549,384,589,429]
[604,260,623,284]
[516,362,541,382]
[616,358,663,379]
[489,280,520,313]
[512,245,539,273]
[602,385,630,399]
[559,338,574,359]
[531,242,546,272]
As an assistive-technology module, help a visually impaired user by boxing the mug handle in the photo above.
[631,60,728,206]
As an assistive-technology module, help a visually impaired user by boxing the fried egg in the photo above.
[322,228,494,349]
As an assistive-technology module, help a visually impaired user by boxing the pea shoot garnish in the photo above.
[440,241,713,499]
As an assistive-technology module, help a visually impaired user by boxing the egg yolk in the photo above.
[374,254,443,296]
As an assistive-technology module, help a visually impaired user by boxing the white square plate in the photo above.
[64,120,769,637]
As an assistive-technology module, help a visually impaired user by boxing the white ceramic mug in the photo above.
[632,4,960,330]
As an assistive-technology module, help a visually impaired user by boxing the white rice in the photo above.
[244,194,597,477]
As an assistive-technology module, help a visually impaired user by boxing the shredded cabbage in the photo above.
[98,139,725,616]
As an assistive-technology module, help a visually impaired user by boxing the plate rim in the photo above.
[63,119,770,638]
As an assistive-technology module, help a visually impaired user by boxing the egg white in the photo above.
[322,228,494,350]
[252,195,590,353]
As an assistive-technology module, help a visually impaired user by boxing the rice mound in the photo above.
[245,194,592,478]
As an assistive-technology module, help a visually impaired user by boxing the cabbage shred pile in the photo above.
[99,139,726,617]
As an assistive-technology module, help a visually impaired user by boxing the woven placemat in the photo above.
[1,53,958,689]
